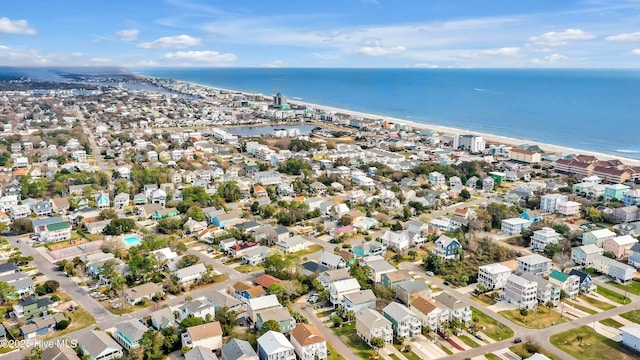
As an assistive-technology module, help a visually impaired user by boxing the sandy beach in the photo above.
[148,76,640,166]
[284,98,640,166]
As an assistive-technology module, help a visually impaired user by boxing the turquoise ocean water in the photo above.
[136,68,640,159]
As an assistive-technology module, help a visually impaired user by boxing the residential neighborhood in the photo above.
[0,74,639,360]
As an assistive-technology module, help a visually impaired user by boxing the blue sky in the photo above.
[2,0,640,68]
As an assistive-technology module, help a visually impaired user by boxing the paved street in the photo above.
[5,235,116,323]
[400,261,640,360]
[294,302,360,360]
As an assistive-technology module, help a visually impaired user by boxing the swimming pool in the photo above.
[123,235,142,247]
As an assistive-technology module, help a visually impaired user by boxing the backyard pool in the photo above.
[123,235,142,247]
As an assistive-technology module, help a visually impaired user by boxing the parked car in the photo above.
[513,338,522,344]
[426,271,434,276]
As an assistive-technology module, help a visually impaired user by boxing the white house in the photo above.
[380,230,410,252]
[517,254,553,276]
[434,292,472,324]
[620,323,640,353]
[276,235,307,254]
[174,263,208,286]
[504,274,538,310]
[356,309,393,346]
[592,255,636,283]
[382,302,422,338]
[257,331,296,360]
[501,218,532,236]
[540,194,568,213]
[582,228,616,247]
[176,297,216,322]
[289,324,327,360]
[181,322,223,351]
[329,278,361,307]
[531,227,560,253]
[477,263,513,291]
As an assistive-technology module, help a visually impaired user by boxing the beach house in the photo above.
[516,254,552,276]
[356,309,393,346]
[383,302,422,338]
[531,227,560,253]
[571,244,604,266]
[477,263,513,291]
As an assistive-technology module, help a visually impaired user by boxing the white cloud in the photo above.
[0,17,36,35]
[357,45,406,56]
[261,60,287,67]
[161,50,237,65]
[311,52,341,60]
[605,32,640,42]
[463,47,521,58]
[413,63,439,68]
[529,28,595,46]
[115,29,139,41]
[528,53,568,65]
[631,49,640,55]
[138,35,202,49]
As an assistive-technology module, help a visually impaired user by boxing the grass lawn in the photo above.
[100,300,134,315]
[457,335,481,348]
[331,322,375,359]
[579,295,616,311]
[510,343,559,360]
[564,300,597,315]
[499,308,570,329]
[317,309,334,318]
[389,354,401,360]
[287,244,323,259]
[596,286,631,305]
[326,342,344,360]
[42,307,96,340]
[484,354,501,360]
[550,325,639,360]
[436,343,453,355]
[599,318,624,329]
[471,294,497,306]
[235,265,263,273]
[620,309,640,323]
[582,268,598,276]
[471,307,514,341]
[606,280,640,296]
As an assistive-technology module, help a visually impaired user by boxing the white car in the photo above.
[308,294,318,303]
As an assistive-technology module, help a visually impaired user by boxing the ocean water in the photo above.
[136,68,640,159]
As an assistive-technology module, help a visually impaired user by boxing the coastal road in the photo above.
[5,235,116,323]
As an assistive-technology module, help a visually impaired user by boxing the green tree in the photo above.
[423,252,442,274]
[186,206,206,221]
[10,217,33,235]
[407,250,418,260]
[460,189,471,200]
[217,181,241,203]
[370,337,385,349]
[103,218,136,235]
[140,329,165,360]
[177,254,200,269]
[99,208,119,220]
[56,319,71,330]
[181,317,205,328]
[0,282,18,301]
[215,307,239,336]
[260,319,282,335]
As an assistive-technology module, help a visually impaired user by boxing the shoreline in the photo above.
[136,73,640,166]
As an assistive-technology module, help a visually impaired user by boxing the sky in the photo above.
[2,0,640,68]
